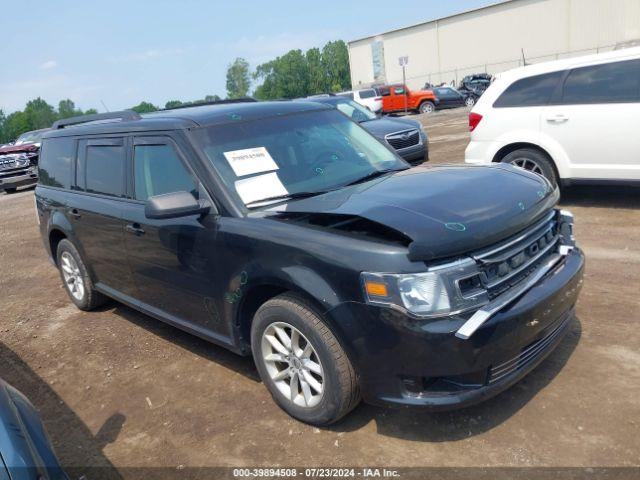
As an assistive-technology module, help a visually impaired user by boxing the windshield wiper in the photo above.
[344,168,405,187]
[245,190,330,208]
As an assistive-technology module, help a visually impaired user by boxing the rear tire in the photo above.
[4,188,17,194]
[465,96,476,107]
[419,101,435,114]
[56,239,107,311]
[251,293,360,425]
[501,148,557,187]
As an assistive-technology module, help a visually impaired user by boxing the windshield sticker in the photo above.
[224,146,279,177]
[235,172,288,204]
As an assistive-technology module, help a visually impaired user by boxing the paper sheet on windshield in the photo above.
[224,147,278,177]
[234,172,288,204]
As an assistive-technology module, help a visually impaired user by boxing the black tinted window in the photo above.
[85,145,125,197]
[561,60,640,104]
[380,87,390,96]
[494,71,563,108]
[39,137,74,189]
[359,89,376,99]
[134,145,196,200]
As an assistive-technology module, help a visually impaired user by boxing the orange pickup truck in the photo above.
[380,84,437,114]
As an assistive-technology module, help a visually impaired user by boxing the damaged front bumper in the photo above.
[325,210,584,410]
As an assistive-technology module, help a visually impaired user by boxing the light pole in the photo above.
[399,56,409,114]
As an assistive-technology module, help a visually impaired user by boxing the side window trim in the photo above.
[74,136,127,198]
[129,135,199,203]
[556,59,640,106]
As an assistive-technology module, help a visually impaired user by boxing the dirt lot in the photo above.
[1,108,639,476]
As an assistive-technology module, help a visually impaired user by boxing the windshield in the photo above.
[333,99,377,123]
[15,131,43,145]
[192,109,406,208]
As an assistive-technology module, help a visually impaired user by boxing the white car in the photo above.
[465,47,640,187]
[337,88,383,113]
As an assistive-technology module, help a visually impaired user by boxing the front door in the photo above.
[120,136,224,334]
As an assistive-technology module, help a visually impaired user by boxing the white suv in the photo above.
[337,89,383,113]
[465,47,640,187]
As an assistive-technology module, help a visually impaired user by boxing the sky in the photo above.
[0,0,496,114]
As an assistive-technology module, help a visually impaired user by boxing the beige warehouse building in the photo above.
[348,0,640,89]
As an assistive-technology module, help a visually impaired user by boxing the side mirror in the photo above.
[145,191,210,219]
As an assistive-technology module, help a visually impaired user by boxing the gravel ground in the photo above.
[1,108,638,477]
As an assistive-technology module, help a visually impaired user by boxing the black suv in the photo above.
[35,102,584,425]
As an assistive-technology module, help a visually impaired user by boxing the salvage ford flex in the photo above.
[35,102,584,425]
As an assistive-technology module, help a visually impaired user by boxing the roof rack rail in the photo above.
[52,110,141,129]
[164,97,257,111]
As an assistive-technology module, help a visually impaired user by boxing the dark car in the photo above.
[35,103,584,425]
[302,96,427,165]
[0,128,49,194]
[458,74,493,107]
[0,378,67,480]
[431,87,470,109]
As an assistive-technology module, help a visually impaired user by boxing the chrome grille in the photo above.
[385,129,420,150]
[488,308,572,384]
[473,211,559,299]
[0,154,29,171]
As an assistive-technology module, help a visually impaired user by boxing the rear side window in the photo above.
[133,144,196,200]
[380,87,390,96]
[494,71,563,108]
[359,89,376,99]
[561,60,640,104]
[38,137,75,189]
[83,143,125,197]
[394,86,406,95]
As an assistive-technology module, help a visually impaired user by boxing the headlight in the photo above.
[362,258,489,318]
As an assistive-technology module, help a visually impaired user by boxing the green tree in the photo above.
[58,99,82,119]
[226,58,251,99]
[3,111,31,142]
[0,110,6,144]
[84,108,98,115]
[131,101,159,113]
[165,100,183,109]
[254,49,309,100]
[204,94,221,102]
[24,97,57,129]
[321,40,350,92]
[306,47,326,94]
[253,40,351,99]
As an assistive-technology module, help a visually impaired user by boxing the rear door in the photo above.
[66,137,133,293]
[120,135,223,334]
[541,59,640,180]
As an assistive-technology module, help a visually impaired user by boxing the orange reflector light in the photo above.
[365,281,388,297]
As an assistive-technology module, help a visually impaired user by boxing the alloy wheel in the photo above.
[261,322,324,408]
[465,97,475,107]
[60,252,85,301]
[510,157,544,176]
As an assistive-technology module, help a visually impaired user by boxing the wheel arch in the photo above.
[492,142,561,180]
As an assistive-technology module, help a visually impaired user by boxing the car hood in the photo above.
[0,143,38,154]
[360,117,422,139]
[267,164,558,262]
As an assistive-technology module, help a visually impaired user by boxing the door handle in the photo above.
[546,114,569,123]
[68,208,81,219]
[125,223,145,236]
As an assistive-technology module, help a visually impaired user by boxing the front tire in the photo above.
[419,101,435,114]
[501,148,558,187]
[465,96,476,107]
[4,187,17,194]
[251,294,360,425]
[56,239,107,311]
